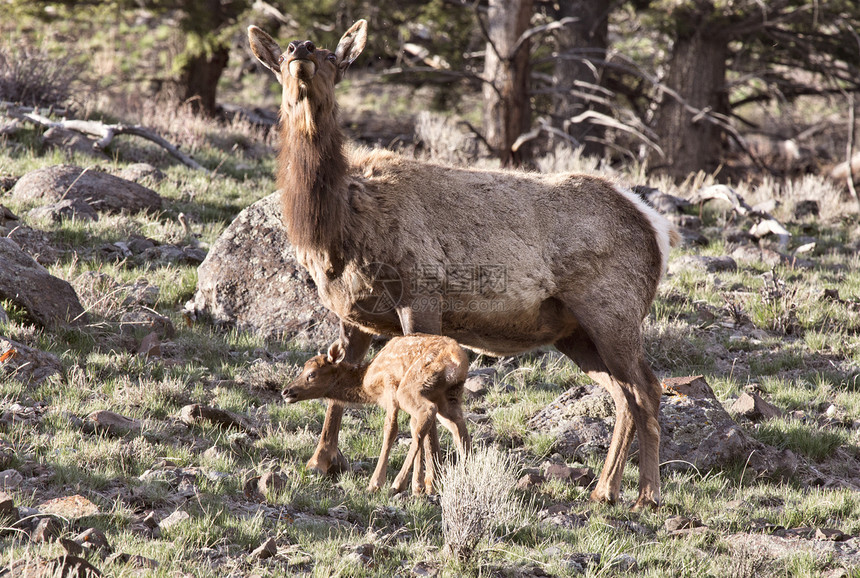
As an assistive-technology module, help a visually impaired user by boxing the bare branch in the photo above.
[1,102,208,172]
[510,17,577,59]
[568,110,663,157]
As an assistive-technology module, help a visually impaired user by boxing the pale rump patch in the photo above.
[616,186,678,276]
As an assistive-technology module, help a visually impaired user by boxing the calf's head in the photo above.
[282,342,353,403]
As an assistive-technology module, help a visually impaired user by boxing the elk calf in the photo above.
[282,334,471,495]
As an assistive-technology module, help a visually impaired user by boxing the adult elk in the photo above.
[248,20,680,509]
[282,334,470,495]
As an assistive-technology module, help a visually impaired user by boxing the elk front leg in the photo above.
[368,405,399,492]
[306,322,373,475]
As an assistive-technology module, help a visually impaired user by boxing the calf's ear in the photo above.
[327,341,346,364]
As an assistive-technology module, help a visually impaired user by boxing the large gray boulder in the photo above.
[0,238,86,328]
[185,193,338,347]
[9,165,162,214]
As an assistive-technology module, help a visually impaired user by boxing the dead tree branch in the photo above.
[0,102,208,172]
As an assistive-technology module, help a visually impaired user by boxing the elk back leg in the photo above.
[421,420,440,494]
[436,394,471,459]
[555,323,662,509]
[391,404,437,494]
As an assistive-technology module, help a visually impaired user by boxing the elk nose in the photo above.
[290,40,315,59]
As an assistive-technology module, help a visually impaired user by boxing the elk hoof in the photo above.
[306,448,350,477]
[632,495,660,511]
[589,488,618,505]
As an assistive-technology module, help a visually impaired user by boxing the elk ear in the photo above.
[334,19,367,77]
[327,340,346,364]
[248,25,283,84]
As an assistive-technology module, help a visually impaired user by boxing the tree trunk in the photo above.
[176,0,243,117]
[551,0,609,158]
[654,26,728,180]
[482,0,533,167]
[181,47,230,117]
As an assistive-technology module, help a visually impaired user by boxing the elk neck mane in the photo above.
[276,95,350,258]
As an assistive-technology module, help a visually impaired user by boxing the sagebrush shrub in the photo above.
[439,445,523,563]
[0,43,83,107]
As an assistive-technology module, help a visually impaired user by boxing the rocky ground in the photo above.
[1,130,860,576]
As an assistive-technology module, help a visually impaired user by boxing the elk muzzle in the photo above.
[286,40,317,80]
[281,385,300,404]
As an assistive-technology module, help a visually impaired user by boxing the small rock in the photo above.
[611,520,654,536]
[31,517,63,543]
[46,554,101,577]
[118,163,166,186]
[142,511,159,529]
[664,515,703,533]
[107,552,159,569]
[783,527,814,538]
[464,368,495,399]
[341,543,377,567]
[731,392,782,422]
[158,510,190,532]
[179,404,257,435]
[563,553,600,573]
[0,490,19,525]
[669,255,737,274]
[60,537,84,556]
[543,463,594,487]
[328,504,350,520]
[607,553,638,572]
[250,537,278,559]
[257,471,288,497]
[516,472,545,490]
[137,332,161,358]
[411,561,439,577]
[794,199,819,219]
[27,198,99,223]
[85,410,141,436]
[0,468,24,489]
[37,495,99,519]
[73,527,112,555]
[0,335,64,384]
[815,528,850,542]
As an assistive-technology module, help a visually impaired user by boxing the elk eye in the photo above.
[327,54,336,62]
[306,371,316,382]
[278,54,285,64]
